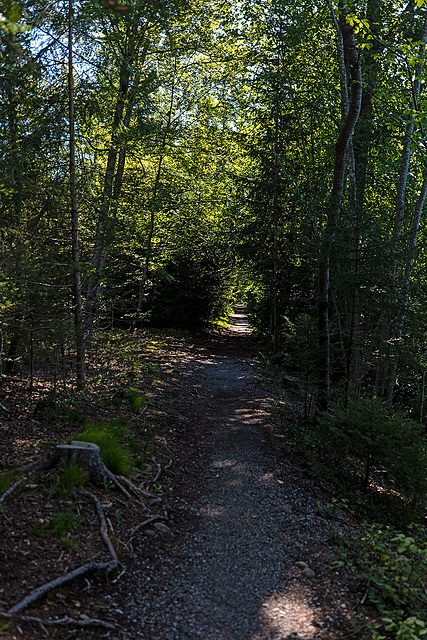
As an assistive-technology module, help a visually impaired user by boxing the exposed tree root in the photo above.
[6,491,118,615]
[18,442,134,499]
[0,611,117,631]
[137,486,159,499]
[128,513,165,543]
[116,474,149,505]
[20,454,57,475]
[152,459,162,484]
[1,441,169,625]
[102,469,133,499]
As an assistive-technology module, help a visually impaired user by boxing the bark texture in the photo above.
[317,0,362,412]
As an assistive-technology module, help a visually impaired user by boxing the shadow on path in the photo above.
[121,307,348,640]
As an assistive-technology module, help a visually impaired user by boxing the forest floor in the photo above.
[0,307,373,640]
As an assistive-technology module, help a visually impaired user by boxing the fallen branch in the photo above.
[147,402,186,420]
[359,578,371,605]
[0,611,116,630]
[7,492,118,615]
[0,479,22,503]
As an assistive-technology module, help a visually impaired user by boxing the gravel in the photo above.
[112,310,358,640]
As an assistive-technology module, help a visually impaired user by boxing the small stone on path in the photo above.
[154,522,173,535]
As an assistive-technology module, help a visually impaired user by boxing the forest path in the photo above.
[117,306,355,640]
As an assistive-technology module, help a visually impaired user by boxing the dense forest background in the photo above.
[3,0,427,420]
[3,3,427,634]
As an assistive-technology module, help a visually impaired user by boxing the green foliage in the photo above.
[336,524,427,640]
[61,537,78,550]
[283,314,320,373]
[75,419,136,476]
[0,0,29,34]
[49,511,79,538]
[149,246,236,331]
[111,386,147,413]
[55,464,88,495]
[129,387,146,413]
[316,398,427,510]
[33,510,79,540]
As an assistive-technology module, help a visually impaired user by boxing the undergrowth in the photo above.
[49,511,80,538]
[280,396,427,639]
[281,398,427,526]
[74,417,149,476]
[55,464,88,495]
[334,521,427,640]
[33,510,79,543]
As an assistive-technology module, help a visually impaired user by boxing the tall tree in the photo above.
[68,0,85,387]
[83,0,186,336]
[317,0,362,411]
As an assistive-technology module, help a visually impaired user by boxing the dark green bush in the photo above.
[149,247,235,331]
[316,398,427,509]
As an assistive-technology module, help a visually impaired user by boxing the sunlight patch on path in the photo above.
[229,305,252,334]
[253,591,320,640]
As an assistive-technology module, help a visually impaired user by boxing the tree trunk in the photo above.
[376,11,427,401]
[68,0,85,389]
[384,169,427,403]
[317,0,362,412]
[4,32,24,377]
[272,69,280,353]
[344,0,382,403]
[135,60,177,324]
[84,31,148,337]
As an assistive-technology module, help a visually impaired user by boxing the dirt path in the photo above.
[115,307,357,640]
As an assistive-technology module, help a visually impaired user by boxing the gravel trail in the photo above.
[117,308,355,640]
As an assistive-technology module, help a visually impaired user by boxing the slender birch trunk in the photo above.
[385,169,427,403]
[135,60,177,323]
[84,27,149,337]
[68,0,85,388]
[375,12,427,401]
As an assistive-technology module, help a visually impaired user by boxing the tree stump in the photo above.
[55,442,111,486]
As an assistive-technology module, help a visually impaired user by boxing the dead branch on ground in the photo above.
[0,479,23,503]
[6,491,118,615]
